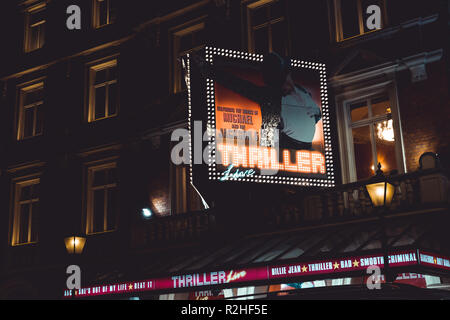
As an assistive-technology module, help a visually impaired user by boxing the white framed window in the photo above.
[24,2,46,52]
[11,177,40,246]
[333,0,387,42]
[246,0,288,54]
[17,81,44,140]
[171,20,206,93]
[93,0,117,28]
[87,59,119,122]
[336,80,406,183]
[85,161,118,234]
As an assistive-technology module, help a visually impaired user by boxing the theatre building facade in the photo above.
[0,0,449,299]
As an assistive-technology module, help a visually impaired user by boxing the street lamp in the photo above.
[365,163,395,283]
[64,236,86,254]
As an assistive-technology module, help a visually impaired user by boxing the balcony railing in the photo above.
[133,168,449,248]
[277,168,449,227]
[132,209,216,248]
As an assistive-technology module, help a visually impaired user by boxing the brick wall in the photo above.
[397,60,450,171]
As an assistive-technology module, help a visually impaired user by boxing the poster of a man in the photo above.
[191,52,323,151]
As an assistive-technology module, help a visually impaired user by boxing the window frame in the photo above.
[23,2,46,52]
[333,0,388,42]
[170,18,206,94]
[85,160,119,235]
[11,176,40,246]
[245,0,289,54]
[336,80,406,183]
[86,58,119,123]
[16,80,45,141]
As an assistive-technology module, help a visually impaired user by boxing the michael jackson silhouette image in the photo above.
[190,52,322,150]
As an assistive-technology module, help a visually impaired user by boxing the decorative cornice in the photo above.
[330,49,443,87]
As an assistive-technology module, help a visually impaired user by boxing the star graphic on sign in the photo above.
[74,290,78,296]
[333,262,339,270]
[302,265,308,272]
[129,284,133,290]
[353,260,359,267]
[434,258,437,264]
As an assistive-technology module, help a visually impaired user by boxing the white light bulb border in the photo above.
[187,47,336,188]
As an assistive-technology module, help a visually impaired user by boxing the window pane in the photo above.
[35,105,44,135]
[106,188,117,230]
[30,9,45,26]
[98,0,108,26]
[31,202,39,242]
[371,97,390,117]
[29,26,40,50]
[341,0,360,39]
[20,185,32,201]
[350,101,368,122]
[38,24,45,48]
[109,0,117,24]
[31,183,40,199]
[23,108,34,138]
[93,190,105,232]
[271,20,286,54]
[254,26,269,53]
[107,167,117,184]
[93,170,106,187]
[252,6,268,26]
[95,69,107,85]
[352,125,373,180]
[95,86,106,119]
[374,121,397,173]
[108,82,117,116]
[179,34,194,53]
[270,1,284,20]
[193,28,205,48]
[107,66,117,82]
[24,89,43,105]
[19,204,30,244]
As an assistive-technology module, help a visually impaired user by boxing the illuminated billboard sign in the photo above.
[64,249,448,298]
[186,47,335,187]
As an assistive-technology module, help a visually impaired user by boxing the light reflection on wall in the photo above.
[151,196,169,216]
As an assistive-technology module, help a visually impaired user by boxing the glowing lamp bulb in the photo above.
[142,208,152,218]
[64,236,86,254]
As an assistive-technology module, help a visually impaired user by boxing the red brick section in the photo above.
[397,60,450,172]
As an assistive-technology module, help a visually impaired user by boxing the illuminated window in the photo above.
[24,3,46,52]
[348,96,398,180]
[86,162,118,234]
[87,59,118,122]
[246,0,288,54]
[17,81,44,140]
[171,21,205,93]
[11,178,40,245]
[334,0,386,41]
[93,0,117,28]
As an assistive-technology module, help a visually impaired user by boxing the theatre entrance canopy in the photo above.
[64,209,450,299]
